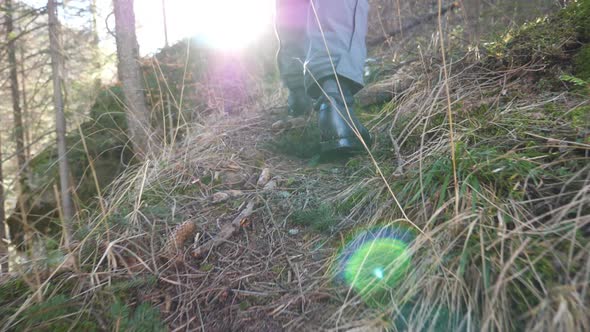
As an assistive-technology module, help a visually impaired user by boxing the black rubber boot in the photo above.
[287,88,312,117]
[318,78,372,153]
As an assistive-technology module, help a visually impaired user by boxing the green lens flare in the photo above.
[344,238,411,301]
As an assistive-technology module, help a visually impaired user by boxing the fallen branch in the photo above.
[192,201,256,258]
[257,168,271,187]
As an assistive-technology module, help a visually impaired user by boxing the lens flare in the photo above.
[183,0,274,50]
[335,225,415,304]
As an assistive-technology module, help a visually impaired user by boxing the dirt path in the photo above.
[145,103,373,331]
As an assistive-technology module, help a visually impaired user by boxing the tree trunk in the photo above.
[0,133,7,274]
[19,43,33,181]
[89,0,102,89]
[161,0,169,47]
[48,0,74,246]
[90,0,100,46]
[113,0,152,157]
[6,0,27,189]
[6,0,30,244]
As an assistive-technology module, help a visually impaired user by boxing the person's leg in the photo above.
[304,0,372,153]
[304,0,369,98]
[276,0,312,116]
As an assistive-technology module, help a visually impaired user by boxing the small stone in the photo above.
[288,229,300,235]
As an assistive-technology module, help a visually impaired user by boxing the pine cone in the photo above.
[165,220,197,254]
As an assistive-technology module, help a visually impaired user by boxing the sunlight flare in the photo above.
[170,0,274,50]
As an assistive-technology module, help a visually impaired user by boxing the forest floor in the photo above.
[1,1,590,331]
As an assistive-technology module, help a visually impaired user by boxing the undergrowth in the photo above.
[1,1,589,331]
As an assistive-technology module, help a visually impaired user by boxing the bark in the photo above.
[6,0,27,188]
[48,0,74,246]
[0,133,7,274]
[6,0,29,243]
[19,43,33,180]
[113,0,152,157]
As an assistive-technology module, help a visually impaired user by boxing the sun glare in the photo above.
[166,0,274,50]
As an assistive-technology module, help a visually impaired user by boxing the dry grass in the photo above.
[1,2,589,331]
[4,53,587,330]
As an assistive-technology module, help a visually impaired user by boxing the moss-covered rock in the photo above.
[7,86,133,247]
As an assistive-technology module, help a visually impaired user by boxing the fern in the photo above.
[559,74,590,87]
[110,299,165,332]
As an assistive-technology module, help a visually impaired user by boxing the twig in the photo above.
[192,201,256,258]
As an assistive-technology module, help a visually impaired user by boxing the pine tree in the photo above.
[5,0,30,246]
[0,132,7,274]
[6,0,27,187]
[48,0,74,245]
[113,0,153,157]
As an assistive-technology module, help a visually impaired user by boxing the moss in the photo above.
[268,126,321,159]
[574,44,590,80]
[566,0,590,40]
[569,105,590,128]
[485,0,590,67]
